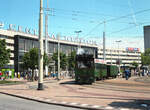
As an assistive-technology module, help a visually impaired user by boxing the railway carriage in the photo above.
[75,54,119,84]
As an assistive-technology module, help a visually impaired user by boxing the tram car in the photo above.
[75,54,119,84]
[75,54,95,84]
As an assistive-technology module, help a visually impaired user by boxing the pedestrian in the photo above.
[148,70,150,77]
[18,72,20,78]
[125,68,130,80]
[9,71,12,78]
[142,69,145,76]
[14,72,17,78]
[0,71,2,80]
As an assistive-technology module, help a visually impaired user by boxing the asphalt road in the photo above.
[0,94,84,110]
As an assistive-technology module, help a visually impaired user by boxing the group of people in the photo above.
[124,68,150,80]
[50,71,72,79]
[0,71,12,80]
[16,70,39,81]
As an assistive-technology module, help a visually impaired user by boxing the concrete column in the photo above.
[38,0,44,90]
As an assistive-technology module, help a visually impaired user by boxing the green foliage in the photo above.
[22,48,51,70]
[0,39,11,68]
[52,52,68,70]
[131,61,139,68]
[0,80,22,84]
[1,69,15,78]
[43,52,51,68]
[22,48,51,81]
[68,51,76,70]
[141,48,150,66]
[22,48,38,70]
[60,53,67,70]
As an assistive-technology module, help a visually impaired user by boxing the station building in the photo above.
[98,47,141,67]
[0,26,141,73]
[0,28,98,72]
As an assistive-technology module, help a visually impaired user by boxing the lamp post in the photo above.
[116,40,122,73]
[74,30,82,48]
[38,0,44,90]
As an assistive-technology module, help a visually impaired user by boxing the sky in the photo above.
[0,0,150,52]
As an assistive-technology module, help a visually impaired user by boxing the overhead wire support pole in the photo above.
[38,0,44,90]
[103,20,106,62]
[45,0,49,77]
[57,34,60,81]
[116,40,122,73]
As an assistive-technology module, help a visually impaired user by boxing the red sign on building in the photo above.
[94,59,106,64]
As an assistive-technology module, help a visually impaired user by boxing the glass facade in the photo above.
[14,35,97,72]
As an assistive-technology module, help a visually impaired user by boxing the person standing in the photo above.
[0,71,2,80]
[9,71,12,78]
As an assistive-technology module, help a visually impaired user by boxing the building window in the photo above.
[19,39,25,51]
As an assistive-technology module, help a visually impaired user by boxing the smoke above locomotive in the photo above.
[76,48,93,56]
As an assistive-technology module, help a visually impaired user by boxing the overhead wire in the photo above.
[84,8,150,37]
[108,21,150,35]
[44,7,150,39]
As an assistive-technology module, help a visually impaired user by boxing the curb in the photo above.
[0,91,124,110]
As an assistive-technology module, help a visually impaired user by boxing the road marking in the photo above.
[34,97,40,99]
[120,108,130,110]
[45,99,52,102]
[80,104,88,106]
[105,106,114,109]
[70,102,78,105]
[92,105,100,108]
[52,101,57,103]
[61,101,67,104]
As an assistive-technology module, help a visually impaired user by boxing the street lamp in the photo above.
[116,40,122,73]
[74,30,82,48]
[38,0,44,90]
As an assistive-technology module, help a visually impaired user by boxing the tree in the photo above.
[52,52,67,70]
[22,48,38,81]
[141,48,150,66]
[68,51,76,71]
[0,39,11,68]
[43,52,51,71]
[131,61,138,69]
[22,48,51,81]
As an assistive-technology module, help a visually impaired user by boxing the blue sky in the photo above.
[0,0,150,51]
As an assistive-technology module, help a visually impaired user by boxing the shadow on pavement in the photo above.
[60,81,77,85]
[108,99,150,110]
[60,80,93,85]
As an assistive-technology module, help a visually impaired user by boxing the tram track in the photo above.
[82,81,150,94]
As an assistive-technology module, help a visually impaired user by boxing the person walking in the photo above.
[125,68,130,80]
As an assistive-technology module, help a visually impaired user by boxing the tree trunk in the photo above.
[32,69,35,81]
